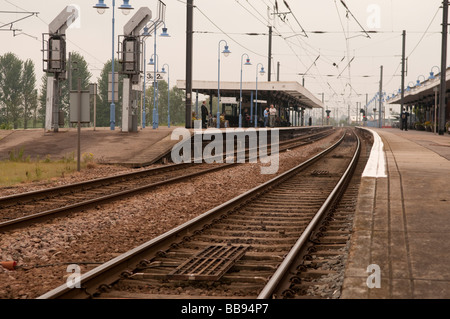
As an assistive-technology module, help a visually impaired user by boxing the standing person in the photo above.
[263,107,269,127]
[401,108,409,131]
[269,104,277,128]
[201,101,209,129]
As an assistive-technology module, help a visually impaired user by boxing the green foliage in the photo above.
[96,59,124,127]
[145,80,186,126]
[0,53,39,129]
[0,123,13,130]
[0,53,24,129]
[8,148,25,162]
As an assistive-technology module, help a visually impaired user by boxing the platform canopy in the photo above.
[387,67,450,106]
[176,80,324,110]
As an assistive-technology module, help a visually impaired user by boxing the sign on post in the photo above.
[70,91,90,123]
[146,71,165,82]
[108,72,119,102]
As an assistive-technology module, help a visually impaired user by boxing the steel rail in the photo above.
[0,163,234,232]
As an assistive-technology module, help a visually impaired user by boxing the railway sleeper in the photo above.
[180,241,293,253]
[186,236,300,246]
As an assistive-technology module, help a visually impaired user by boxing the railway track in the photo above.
[264,128,373,299]
[0,128,334,232]
[38,128,361,299]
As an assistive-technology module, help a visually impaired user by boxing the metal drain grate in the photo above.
[167,245,248,281]
[311,170,329,176]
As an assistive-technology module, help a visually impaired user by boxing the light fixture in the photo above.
[222,45,231,57]
[160,27,170,37]
[93,0,109,14]
[142,26,150,37]
[119,0,133,15]
[259,66,265,76]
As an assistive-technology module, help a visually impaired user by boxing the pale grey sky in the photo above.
[0,0,447,115]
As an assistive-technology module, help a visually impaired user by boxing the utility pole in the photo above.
[401,30,406,130]
[277,61,280,81]
[321,93,324,126]
[185,0,193,128]
[268,26,272,82]
[379,65,383,128]
[348,104,350,125]
[439,0,448,135]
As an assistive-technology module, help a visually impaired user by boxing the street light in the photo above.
[93,0,134,130]
[148,54,159,129]
[255,63,265,128]
[161,64,170,128]
[145,20,170,129]
[217,40,231,128]
[239,53,251,128]
[429,66,440,80]
[140,26,151,129]
[416,74,426,87]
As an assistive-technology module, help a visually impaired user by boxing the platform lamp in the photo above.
[148,54,159,129]
[93,0,134,130]
[255,63,265,128]
[406,81,415,92]
[416,75,426,87]
[161,64,170,128]
[239,53,252,128]
[146,20,170,129]
[141,26,151,129]
[429,66,440,80]
[217,40,231,129]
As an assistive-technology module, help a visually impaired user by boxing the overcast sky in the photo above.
[0,0,447,115]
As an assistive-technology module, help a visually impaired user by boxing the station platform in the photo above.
[0,125,330,168]
[0,127,180,167]
[341,128,450,299]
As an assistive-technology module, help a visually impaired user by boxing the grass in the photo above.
[0,149,97,187]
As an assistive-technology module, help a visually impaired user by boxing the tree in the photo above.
[22,59,37,129]
[0,53,23,128]
[96,59,124,127]
[145,80,185,126]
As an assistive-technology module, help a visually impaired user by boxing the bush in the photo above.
[0,123,13,130]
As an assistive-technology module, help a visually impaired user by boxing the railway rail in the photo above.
[0,128,334,232]
[38,128,361,299]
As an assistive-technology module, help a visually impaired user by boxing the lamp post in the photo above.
[148,54,159,129]
[161,64,170,128]
[146,21,170,129]
[429,65,440,80]
[416,75,426,87]
[217,40,231,128]
[255,63,265,128]
[239,53,251,128]
[145,20,169,129]
[93,0,134,131]
[141,26,151,129]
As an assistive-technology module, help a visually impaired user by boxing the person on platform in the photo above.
[201,101,209,129]
[264,107,269,127]
[269,104,277,128]
[401,108,409,131]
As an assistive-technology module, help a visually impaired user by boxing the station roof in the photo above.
[387,67,450,106]
[176,80,324,109]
